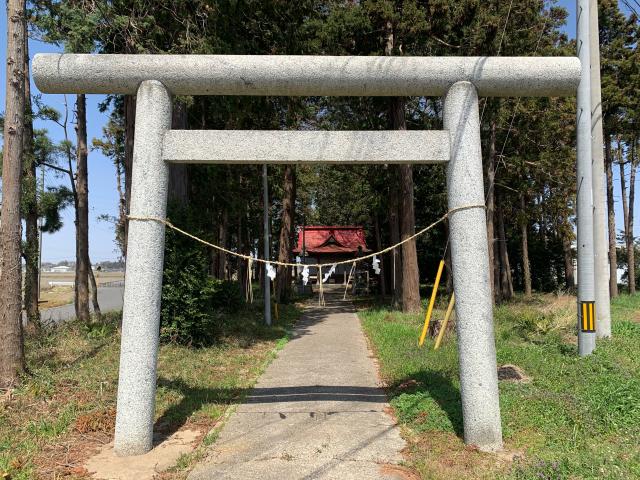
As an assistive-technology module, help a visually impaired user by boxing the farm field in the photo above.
[36,272,124,309]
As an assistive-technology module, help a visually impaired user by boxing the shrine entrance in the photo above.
[33,53,581,456]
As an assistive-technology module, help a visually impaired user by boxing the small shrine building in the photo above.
[293,226,370,283]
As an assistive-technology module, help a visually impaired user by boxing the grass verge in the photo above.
[358,293,640,480]
[0,301,301,479]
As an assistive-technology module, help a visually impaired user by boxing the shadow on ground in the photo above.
[155,380,392,437]
[386,370,464,438]
[155,291,372,438]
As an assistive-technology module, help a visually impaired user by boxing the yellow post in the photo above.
[434,292,455,350]
[274,302,280,321]
[419,259,445,347]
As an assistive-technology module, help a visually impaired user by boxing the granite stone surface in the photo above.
[444,81,503,451]
[163,130,450,164]
[33,54,580,97]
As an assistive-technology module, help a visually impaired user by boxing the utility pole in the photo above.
[576,0,597,356]
[590,0,612,338]
[263,164,272,326]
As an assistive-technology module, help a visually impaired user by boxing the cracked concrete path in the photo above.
[188,288,409,480]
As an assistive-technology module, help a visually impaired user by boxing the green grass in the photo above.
[0,302,301,479]
[359,293,640,480]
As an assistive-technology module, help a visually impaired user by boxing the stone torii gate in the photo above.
[33,54,582,456]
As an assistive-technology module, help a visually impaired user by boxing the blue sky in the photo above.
[0,1,635,262]
[1,11,118,262]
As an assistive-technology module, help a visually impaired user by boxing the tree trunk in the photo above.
[238,215,247,300]
[75,94,90,323]
[0,0,26,386]
[275,165,296,303]
[398,161,421,313]
[385,20,419,311]
[496,197,514,300]
[23,37,40,325]
[388,171,403,308]
[374,214,386,296]
[605,136,619,297]
[217,207,228,279]
[123,94,136,259]
[88,262,102,321]
[486,120,497,304]
[168,100,189,204]
[562,220,575,290]
[620,158,629,236]
[628,156,636,294]
[493,208,502,303]
[444,231,453,294]
[388,96,420,313]
[288,170,297,292]
[520,194,532,297]
[115,149,126,259]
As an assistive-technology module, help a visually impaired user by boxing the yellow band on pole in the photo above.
[419,259,445,347]
[434,292,455,350]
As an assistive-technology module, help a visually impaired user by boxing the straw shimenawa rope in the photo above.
[245,256,254,303]
[127,203,485,270]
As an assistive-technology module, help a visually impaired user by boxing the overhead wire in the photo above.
[479,0,516,124]
[442,0,517,261]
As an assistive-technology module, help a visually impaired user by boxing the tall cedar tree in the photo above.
[275,165,296,303]
[599,0,637,295]
[23,38,40,324]
[74,94,90,322]
[1,0,27,386]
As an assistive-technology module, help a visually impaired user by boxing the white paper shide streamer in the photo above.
[302,266,310,285]
[323,264,337,283]
[372,255,381,275]
[266,262,276,281]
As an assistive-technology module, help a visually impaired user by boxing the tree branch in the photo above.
[40,162,71,175]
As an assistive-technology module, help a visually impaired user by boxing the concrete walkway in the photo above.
[188,288,409,480]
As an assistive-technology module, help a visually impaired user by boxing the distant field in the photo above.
[35,272,125,309]
[40,271,124,289]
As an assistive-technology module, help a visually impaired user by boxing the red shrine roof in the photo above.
[293,226,370,255]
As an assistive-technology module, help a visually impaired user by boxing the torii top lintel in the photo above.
[33,54,580,98]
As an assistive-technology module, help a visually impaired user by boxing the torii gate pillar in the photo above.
[445,82,502,449]
[114,81,172,455]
